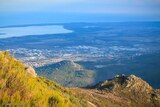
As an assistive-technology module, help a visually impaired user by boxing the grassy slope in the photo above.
[0,51,87,107]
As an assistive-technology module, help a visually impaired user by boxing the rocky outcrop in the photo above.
[25,65,37,77]
[85,74,160,107]
[95,74,153,92]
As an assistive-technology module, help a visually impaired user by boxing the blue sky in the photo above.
[0,0,160,25]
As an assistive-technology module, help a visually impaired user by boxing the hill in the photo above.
[72,74,160,107]
[0,51,87,107]
[35,60,95,87]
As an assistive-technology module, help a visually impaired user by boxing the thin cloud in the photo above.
[0,0,160,15]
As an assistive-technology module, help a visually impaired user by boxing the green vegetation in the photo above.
[0,51,87,107]
[36,60,95,87]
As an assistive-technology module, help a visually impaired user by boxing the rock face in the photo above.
[25,65,37,77]
[96,74,153,92]
[126,75,153,93]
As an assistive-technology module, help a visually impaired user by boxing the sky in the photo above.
[0,0,160,25]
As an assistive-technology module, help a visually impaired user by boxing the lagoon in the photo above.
[0,25,72,38]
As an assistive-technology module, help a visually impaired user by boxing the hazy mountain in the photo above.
[36,60,95,87]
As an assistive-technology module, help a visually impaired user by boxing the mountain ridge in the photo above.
[36,60,95,87]
[72,74,160,107]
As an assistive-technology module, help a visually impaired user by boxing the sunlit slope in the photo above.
[0,51,86,107]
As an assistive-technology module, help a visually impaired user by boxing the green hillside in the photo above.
[36,60,95,87]
[0,51,87,107]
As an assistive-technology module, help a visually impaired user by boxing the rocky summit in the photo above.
[72,74,160,107]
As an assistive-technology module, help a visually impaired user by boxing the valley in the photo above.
[0,22,160,88]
